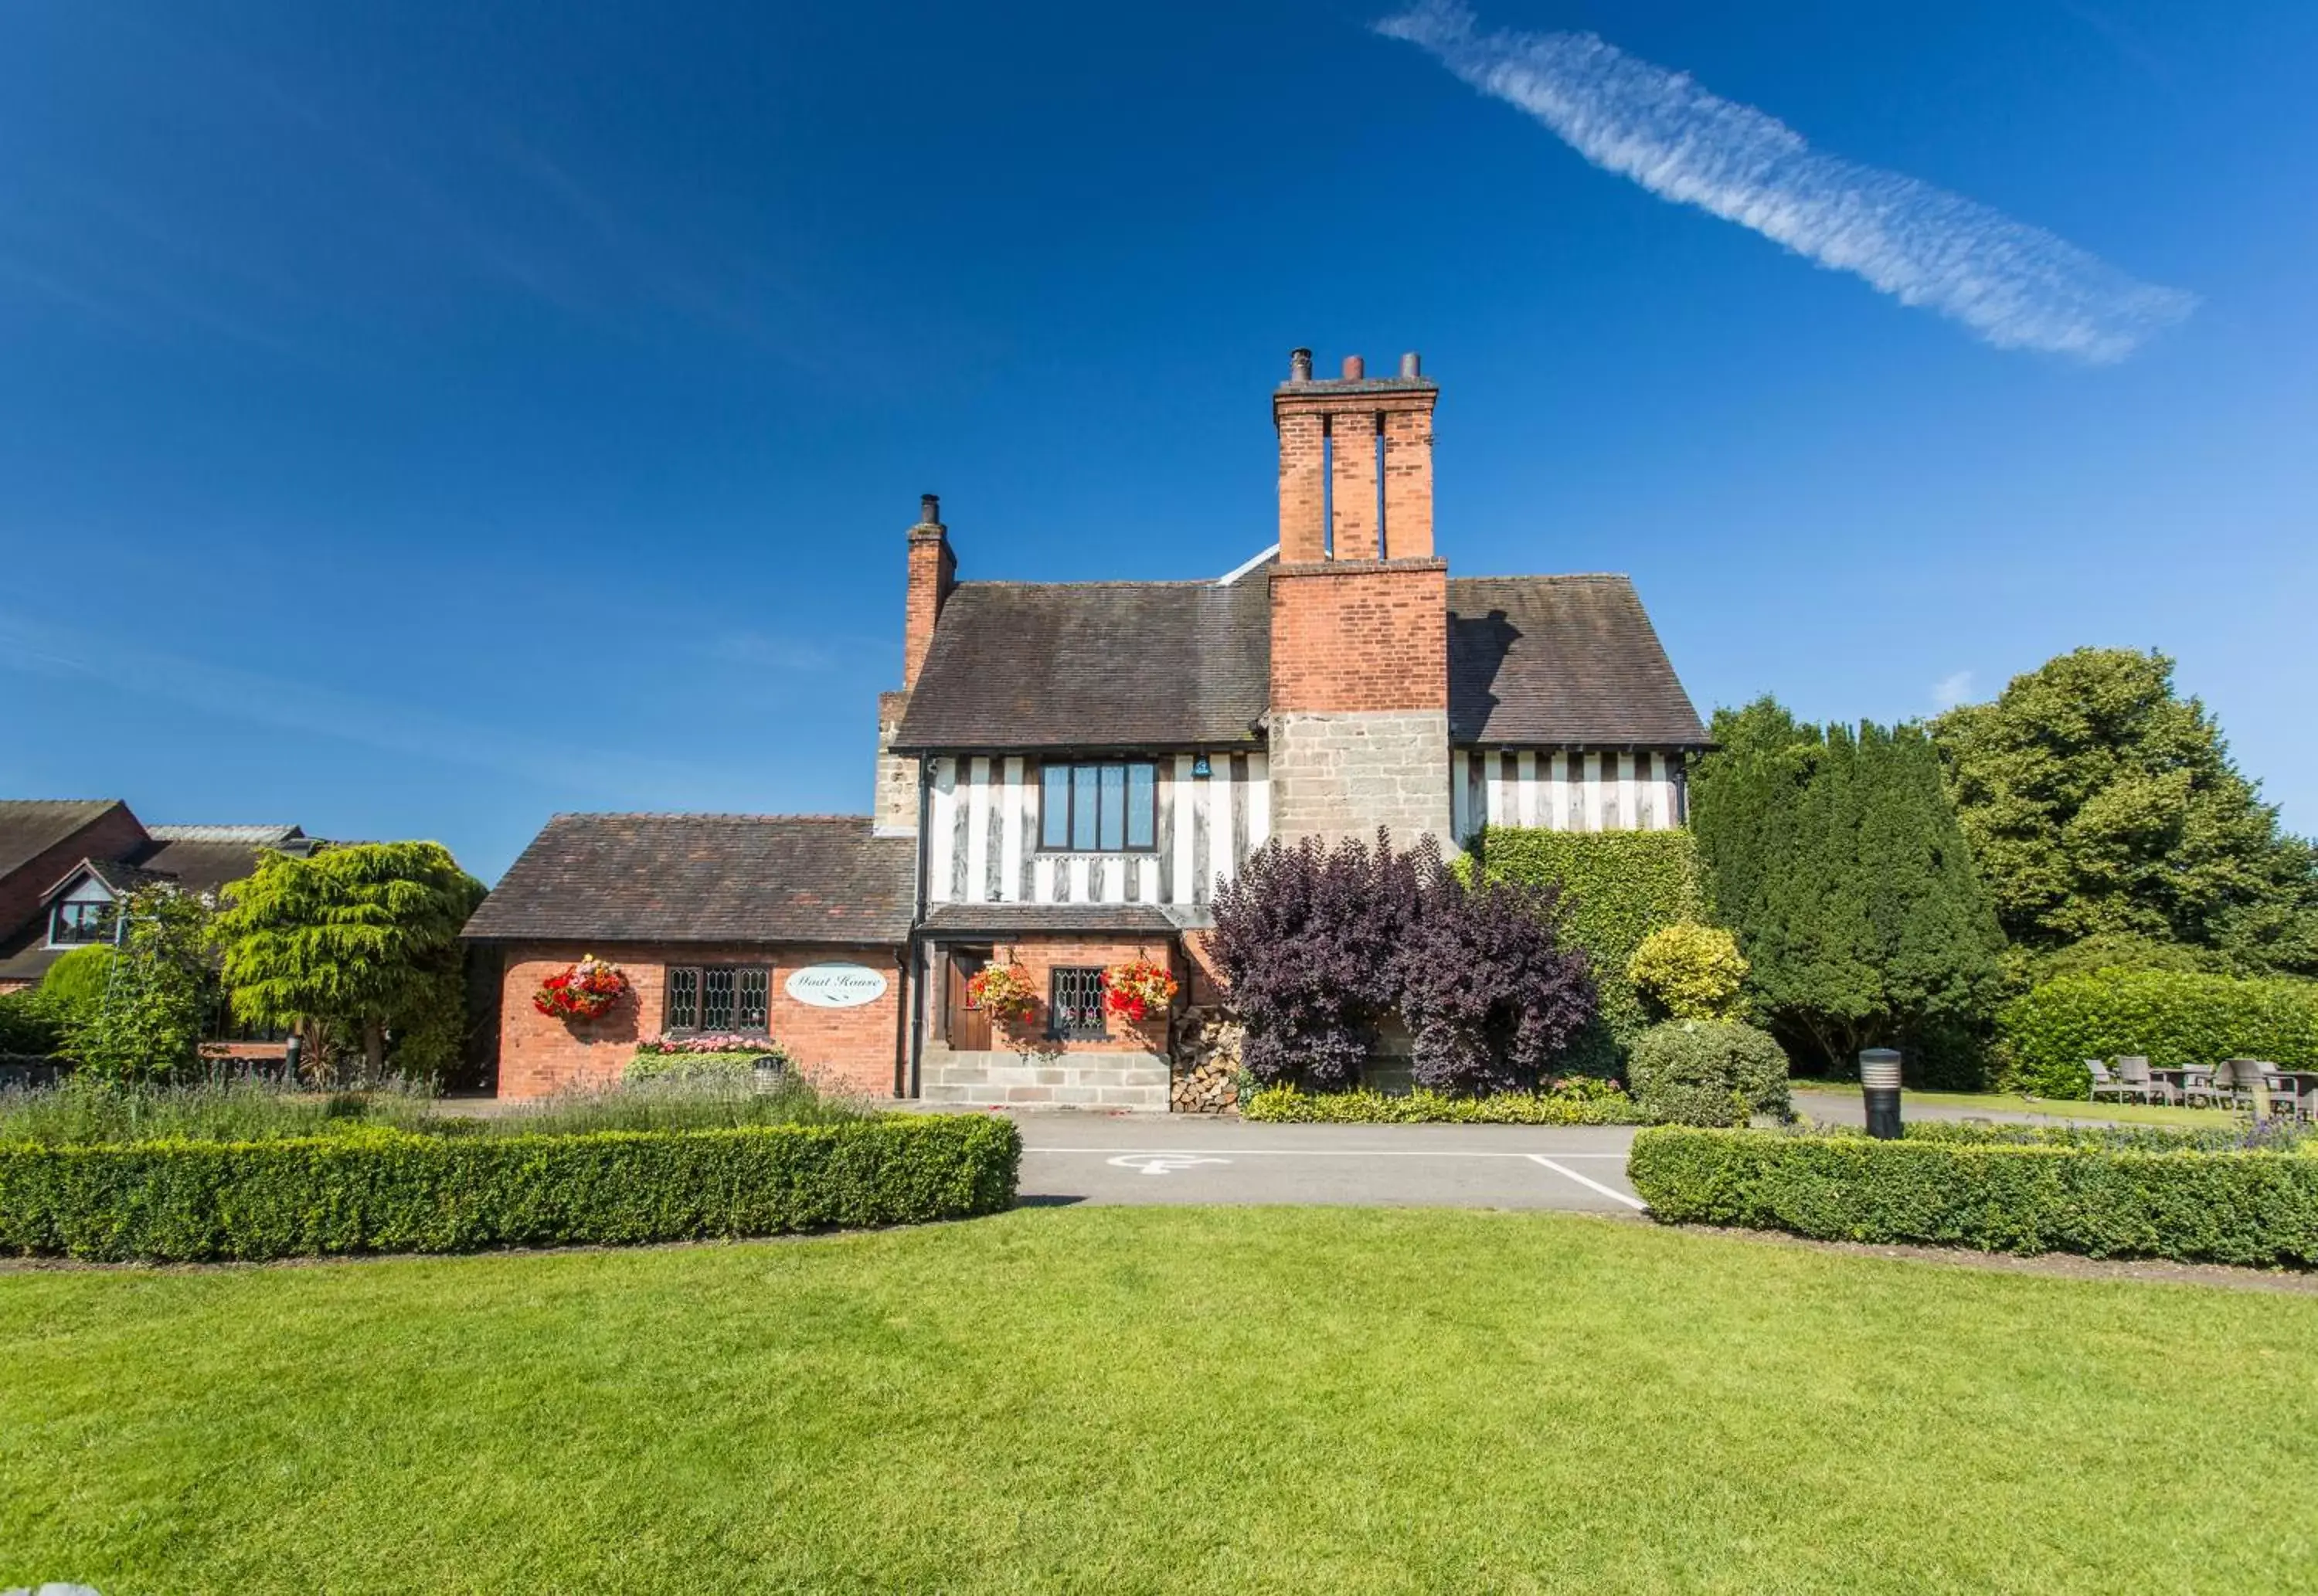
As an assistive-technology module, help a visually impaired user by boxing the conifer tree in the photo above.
[213,842,484,1082]
[1692,703,2004,1073]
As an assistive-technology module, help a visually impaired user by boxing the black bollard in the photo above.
[1860,1048,1903,1139]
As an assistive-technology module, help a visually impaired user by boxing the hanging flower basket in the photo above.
[533,953,631,1020]
[967,962,1040,1024]
[1103,958,1179,1024]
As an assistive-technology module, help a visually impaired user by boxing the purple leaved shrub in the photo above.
[1210,829,1597,1096]
[1398,868,1597,1096]
[1208,830,1421,1090]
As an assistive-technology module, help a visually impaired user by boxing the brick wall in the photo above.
[1276,409,1327,562]
[495,942,906,1099]
[1268,559,1449,713]
[0,804,148,954]
[949,935,1177,1057]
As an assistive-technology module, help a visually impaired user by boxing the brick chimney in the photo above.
[1273,348,1437,561]
[902,492,955,691]
[1268,351,1453,851]
[876,494,956,837]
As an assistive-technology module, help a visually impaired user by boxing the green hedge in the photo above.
[1242,1084,1643,1125]
[1627,1126,2318,1266]
[1469,827,1702,1044]
[624,1048,792,1083]
[1626,1020,1790,1126]
[0,1115,1021,1262]
[2000,969,2318,1099]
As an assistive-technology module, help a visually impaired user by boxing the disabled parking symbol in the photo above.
[1106,1153,1232,1177]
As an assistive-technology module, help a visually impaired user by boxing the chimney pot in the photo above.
[1289,348,1314,382]
[1399,351,1422,378]
[1341,354,1365,380]
[919,493,941,526]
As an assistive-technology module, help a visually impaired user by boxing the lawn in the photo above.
[1790,1078,2242,1129]
[3,1209,2313,1594]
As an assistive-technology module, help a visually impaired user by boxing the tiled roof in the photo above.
[145,823,306,845]
[463,814,915,946]
[1447,575,1709,748]
[0,800,127,881]
[135,840,287,899]
[920,903,1184,936]
[892,578,1272,752]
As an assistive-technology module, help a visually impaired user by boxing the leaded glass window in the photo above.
[1038,761,1160,852]
[1048,966,1107,1040]
[663,965,771,1034]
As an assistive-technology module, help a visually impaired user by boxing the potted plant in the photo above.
[966,962,1040,1026]
[532,953,631,1020]
[1103,957,1179,1024]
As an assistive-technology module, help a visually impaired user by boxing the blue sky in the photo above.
[3,0,2313,881]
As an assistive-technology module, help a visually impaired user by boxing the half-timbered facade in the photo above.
[470,348,1708,1109]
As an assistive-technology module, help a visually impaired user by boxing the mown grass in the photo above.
[1791,1078,2242,1129]
[3,1207,2313,1594]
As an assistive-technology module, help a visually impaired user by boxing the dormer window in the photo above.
[49,901,114,946]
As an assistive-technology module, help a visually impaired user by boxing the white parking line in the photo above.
[1024,1146,1629,1160]
[1525,1154,1648,1211]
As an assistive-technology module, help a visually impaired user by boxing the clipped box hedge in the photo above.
[0,1114,1021,1263]
[2000,969,2318,1099]
[1627,1126,2318,1267]
[1242,1084,1643,1126]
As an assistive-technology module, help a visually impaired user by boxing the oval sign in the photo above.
[784,962,889,1009]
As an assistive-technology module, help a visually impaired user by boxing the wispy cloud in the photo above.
[1376,2,2197,362]
[1932,670,1976,711]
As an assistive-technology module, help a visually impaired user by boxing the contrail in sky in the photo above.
[1377,2,2196,363]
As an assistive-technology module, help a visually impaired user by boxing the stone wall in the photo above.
[919,1051,1169,1110]
[873,691,918,836]
[1268,708,1453,850]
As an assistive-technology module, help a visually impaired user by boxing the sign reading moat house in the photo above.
[784,962,890,1009]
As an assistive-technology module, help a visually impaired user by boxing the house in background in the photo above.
[0,800,321,993]
[467,349,1708,1109]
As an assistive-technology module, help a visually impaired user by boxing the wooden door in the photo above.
[943,949,992,1051]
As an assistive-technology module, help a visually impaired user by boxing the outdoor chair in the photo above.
[2179,1065,2224,1109]
[2208,1058,2255,1112]
[2088,1059,2140,1103]
[2252,1061,2307,1120]
[2114,1055,2174,1105]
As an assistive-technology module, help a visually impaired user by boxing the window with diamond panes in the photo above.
[1048,966,1108,1040]
[663,966,771,1034]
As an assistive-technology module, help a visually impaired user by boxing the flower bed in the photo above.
[1243,1080,1643,1126]
[1627,1125,2318,1266]
[0,1114,1021,1262]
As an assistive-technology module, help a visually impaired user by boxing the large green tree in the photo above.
[1931,648,2318,976]
[1691,700,2005,1075]
[213,842,485,1082]
[63,885,214,1082]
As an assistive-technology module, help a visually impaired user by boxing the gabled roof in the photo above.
[892,578,1272,752]
[0,800,132,881]
[1447,575,1708,748]
[463,814,915,946]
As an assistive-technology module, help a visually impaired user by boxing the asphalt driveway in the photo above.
[1005,1116,1648,1211]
